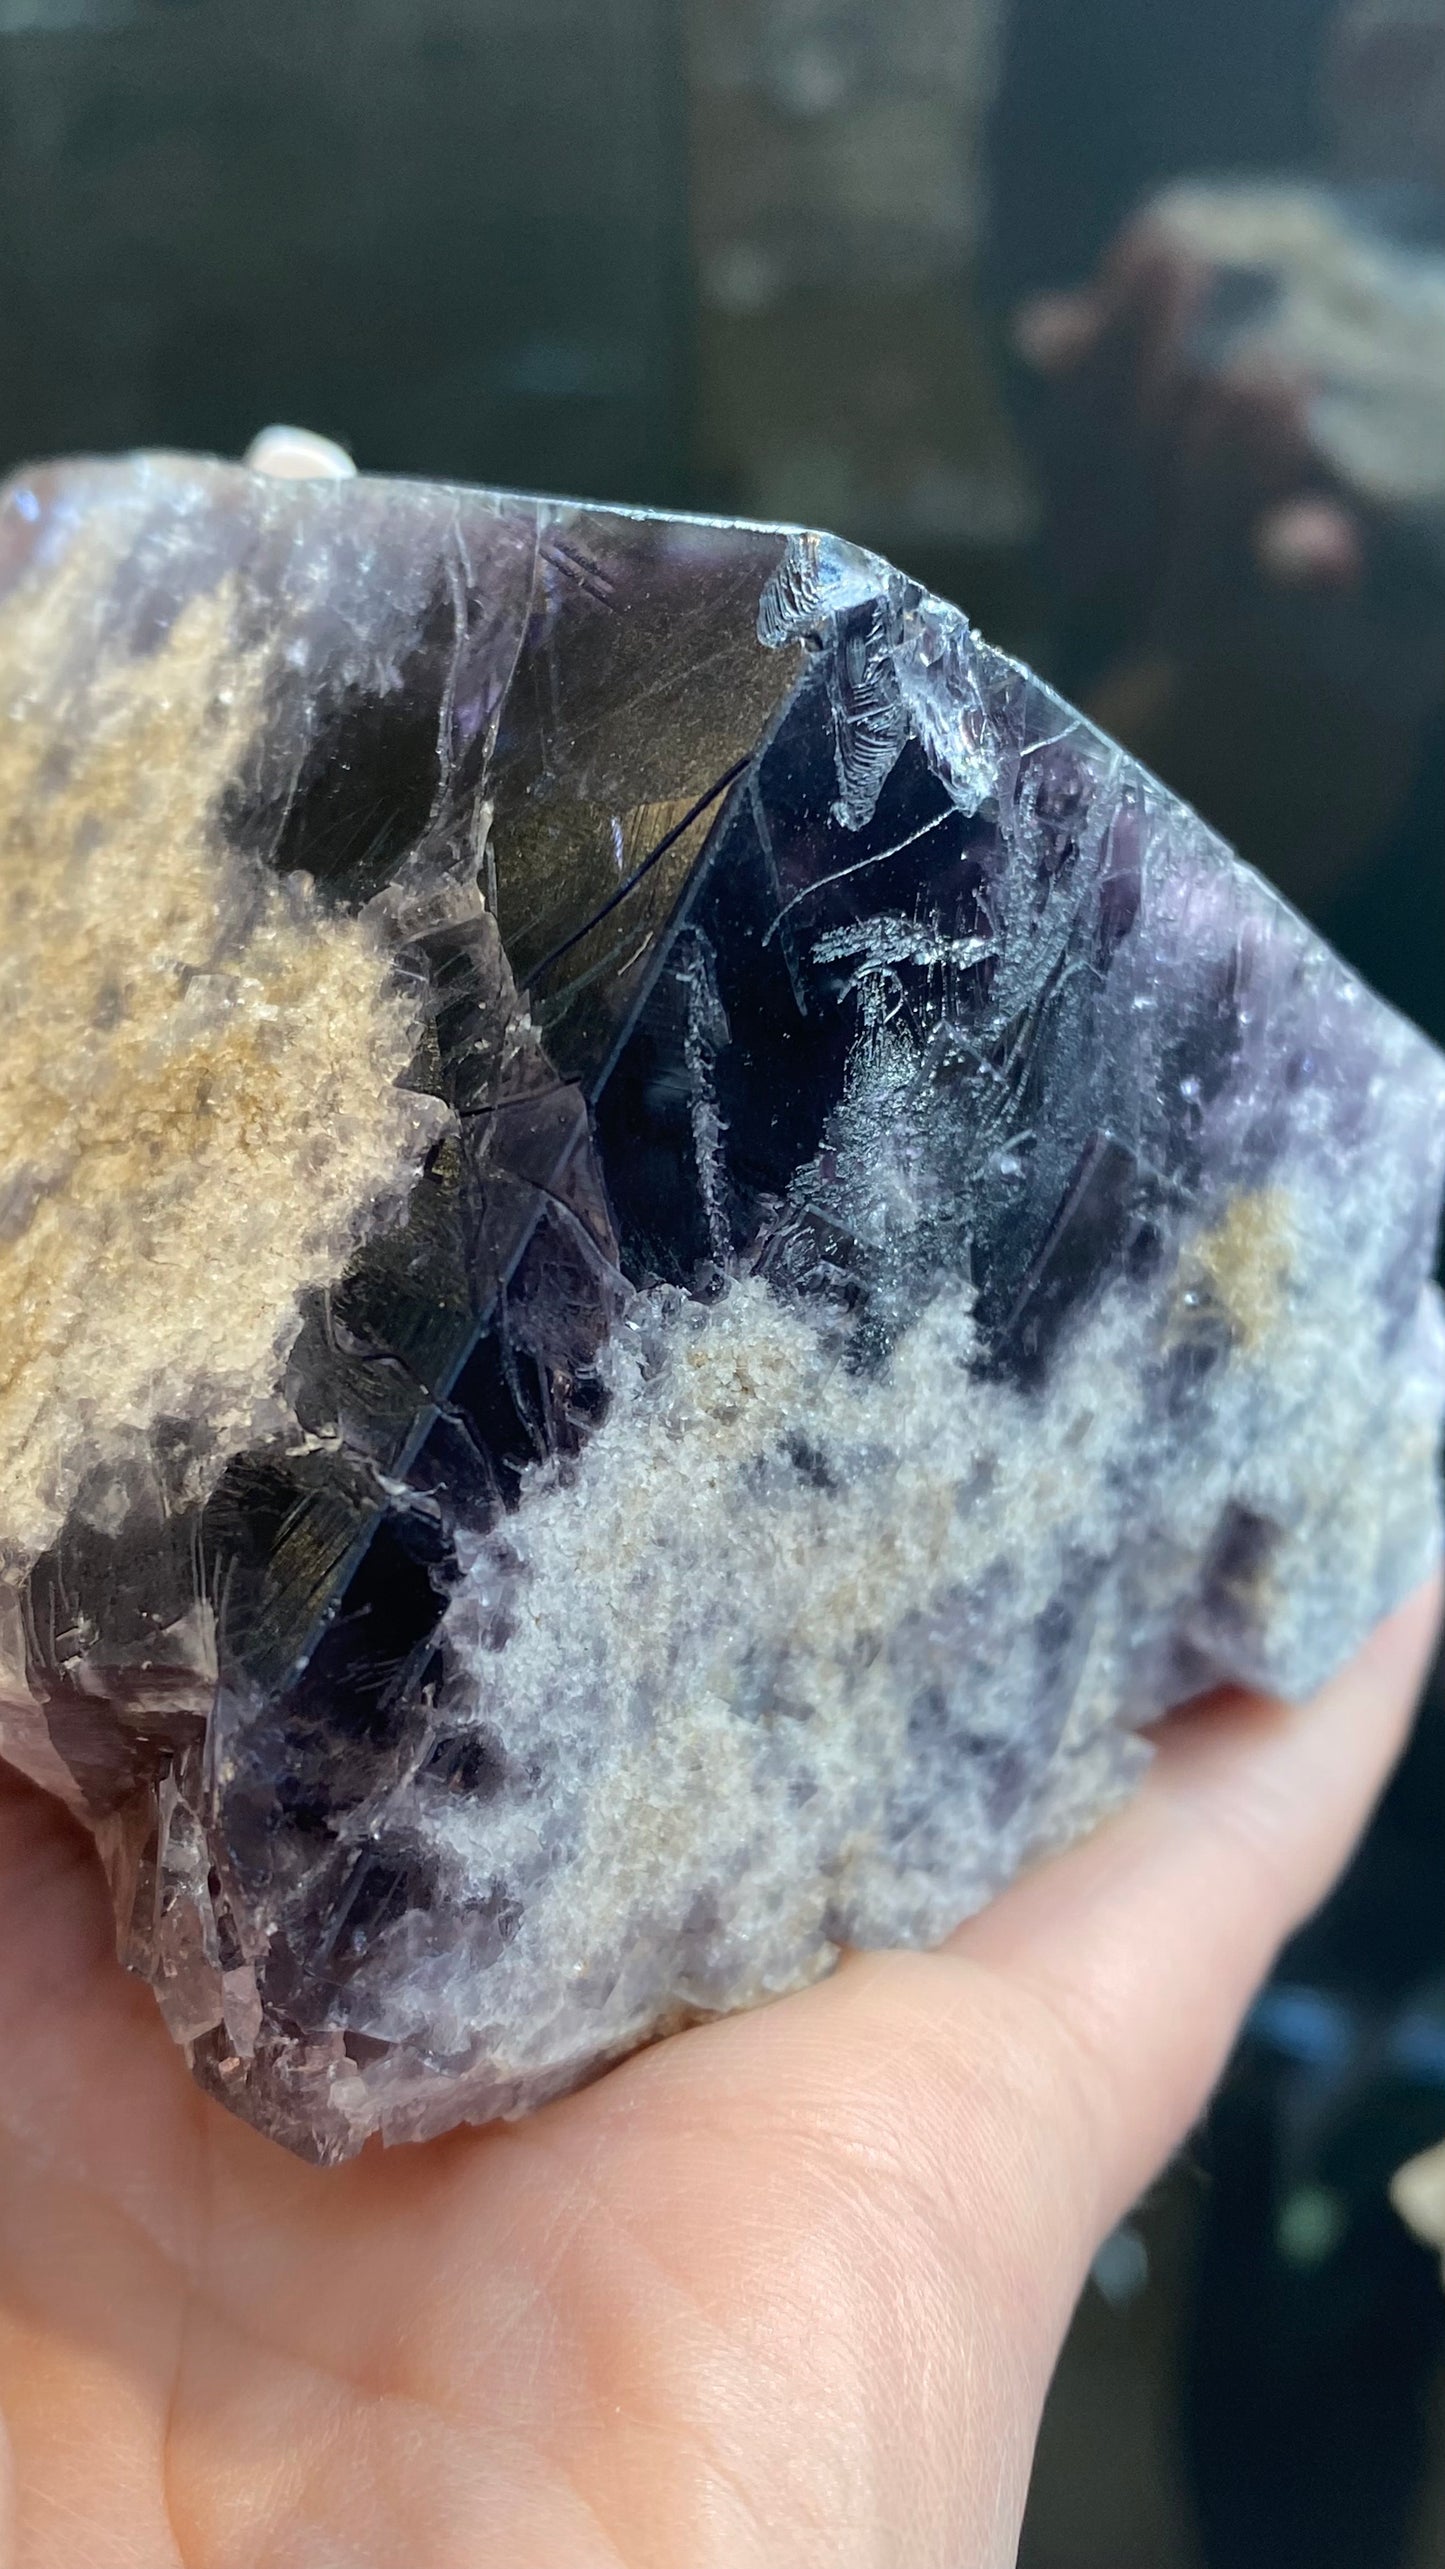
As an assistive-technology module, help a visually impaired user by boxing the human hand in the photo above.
[0,1581,1437,2568]
[1012,204,1441,912]
[1015,212,1364,633]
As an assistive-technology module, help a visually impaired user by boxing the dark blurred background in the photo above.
[4,2,1445,2559]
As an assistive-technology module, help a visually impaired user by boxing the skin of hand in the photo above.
[0,1582,1435,2569]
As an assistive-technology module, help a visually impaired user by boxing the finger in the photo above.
[953,1576,1442,2234]
[1089,226,1211,433]
[1255,495,1366,591]
[244,425,356,482]
[1012,289,1102,377]
[1161,372,1315,605]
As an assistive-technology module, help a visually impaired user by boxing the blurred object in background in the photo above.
[1000,0,1445,959]
[686,0,1035,627]
[989,0,1336,317]
[1011,176,1445,930]
[1175,1714,1445,2569]
[1331,0,1445,187]
[1396,2131,1445,2281]
[0,0,690,504]
[1021,2174,1208,2569]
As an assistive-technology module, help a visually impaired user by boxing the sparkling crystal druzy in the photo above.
[0,455,1441,2163]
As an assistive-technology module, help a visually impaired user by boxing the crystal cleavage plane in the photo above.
[0,453,1440,2163]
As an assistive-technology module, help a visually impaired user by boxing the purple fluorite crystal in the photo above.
[0,453,1441,2162]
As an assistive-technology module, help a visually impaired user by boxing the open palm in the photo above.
[0,1584,1435,2569]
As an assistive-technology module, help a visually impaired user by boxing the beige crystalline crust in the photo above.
[0,508,442,1603]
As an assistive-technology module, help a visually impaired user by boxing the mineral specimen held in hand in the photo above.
[0,454,1442,2164]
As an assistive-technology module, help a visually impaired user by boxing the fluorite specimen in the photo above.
[0,454,1442,2163]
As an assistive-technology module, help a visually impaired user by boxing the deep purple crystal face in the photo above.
[0,458,1441,2161]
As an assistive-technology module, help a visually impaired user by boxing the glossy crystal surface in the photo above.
[0,454,1441,2161]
